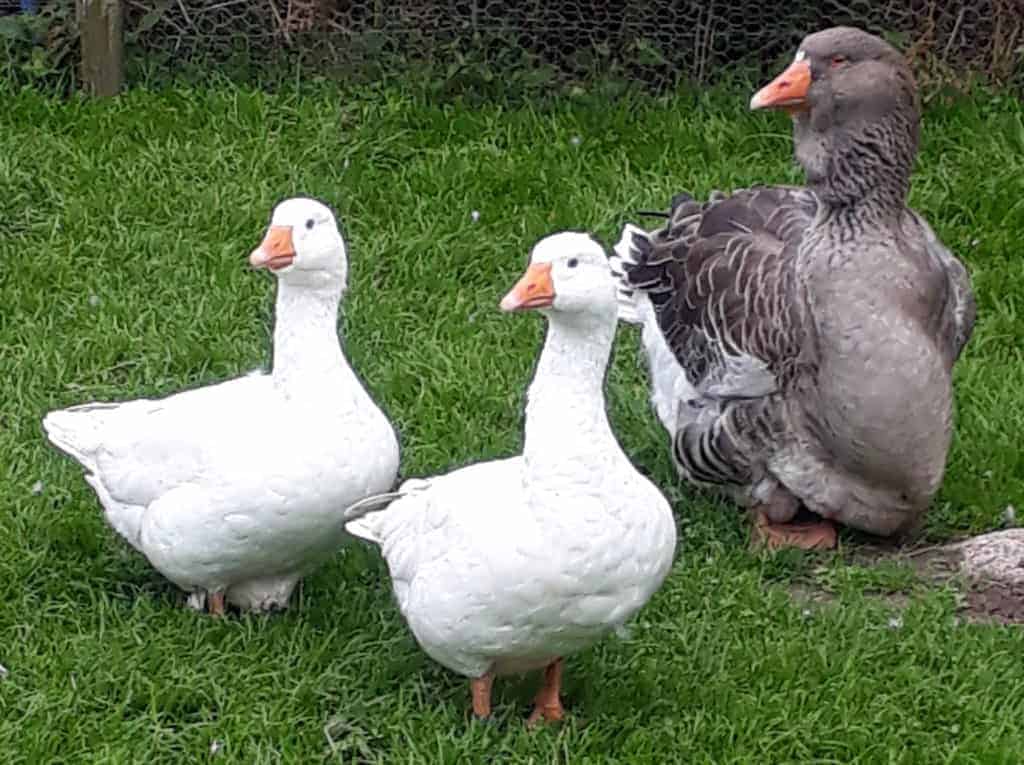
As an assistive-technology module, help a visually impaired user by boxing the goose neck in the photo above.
[522,312,617,462]
[796,110,917,212]
[270,278,348,387]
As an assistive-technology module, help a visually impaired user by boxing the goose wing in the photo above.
[619,185,819,402]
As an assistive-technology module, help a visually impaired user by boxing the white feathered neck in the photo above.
[270,276,356,397]
[522,308,619,474]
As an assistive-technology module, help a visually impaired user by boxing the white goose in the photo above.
[43,197,400,615]
[344,231,677,725]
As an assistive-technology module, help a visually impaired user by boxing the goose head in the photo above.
[499,232,616,323]
[250,197,347,290]
[750,26,919,205]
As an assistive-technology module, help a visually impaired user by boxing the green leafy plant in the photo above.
[0,1,76,92]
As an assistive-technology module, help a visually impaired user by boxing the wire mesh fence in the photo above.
[2,0,1022,92]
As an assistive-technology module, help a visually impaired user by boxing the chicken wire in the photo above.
[3,0,1023,89]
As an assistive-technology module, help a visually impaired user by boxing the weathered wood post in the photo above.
[77,0,124,97]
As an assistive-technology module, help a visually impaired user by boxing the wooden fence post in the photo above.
[77,0,124,97]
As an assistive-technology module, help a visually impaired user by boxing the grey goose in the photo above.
[611,27,976,550]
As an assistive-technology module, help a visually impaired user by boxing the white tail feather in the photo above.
[41,403,121,469]
[43,404,147,549]
[343,477,433,542]
[343,491,406,523]
[609,223,653,325]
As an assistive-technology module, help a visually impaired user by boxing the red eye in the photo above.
[830,55,846,67]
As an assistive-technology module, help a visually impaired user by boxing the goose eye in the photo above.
[567,257,579,269]
[305,218,315,230]
[830,55,846,67]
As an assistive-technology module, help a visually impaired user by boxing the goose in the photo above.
[611,27,975,550]
[343,232,677,725]
[43,197,400,614]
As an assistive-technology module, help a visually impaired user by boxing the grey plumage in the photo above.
[615,27,976,537]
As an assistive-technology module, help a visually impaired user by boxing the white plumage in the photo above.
[609,224,700,435]
[345,231,677,724]
[43,197,400,614]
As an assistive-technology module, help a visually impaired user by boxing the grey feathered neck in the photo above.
[793,36,920,215]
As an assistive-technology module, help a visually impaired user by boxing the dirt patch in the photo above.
[782,533,1024,626]
[949,530,1024,625]
[899,544,965,583]
[963,582,1024,625]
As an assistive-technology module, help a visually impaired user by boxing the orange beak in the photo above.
[750,58,812,113]
[249,225,296,270]
[500,262,555,312]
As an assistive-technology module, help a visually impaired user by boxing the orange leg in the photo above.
[526,658,565,727]
[208,591,226,617]
[470,672,494,719]
[750,507,837,551]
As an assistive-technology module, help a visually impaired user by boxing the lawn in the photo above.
[1,80,1024,762]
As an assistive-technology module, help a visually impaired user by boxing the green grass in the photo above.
[2,81,1024,762]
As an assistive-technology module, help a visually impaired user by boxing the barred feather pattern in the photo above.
[616,28,978,533]
[618,186,818,488]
